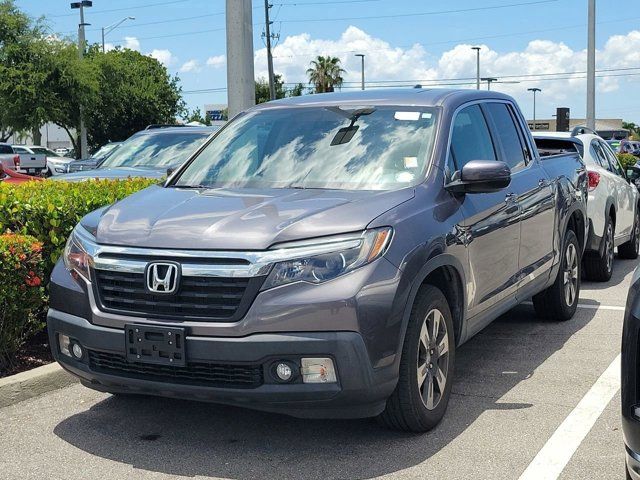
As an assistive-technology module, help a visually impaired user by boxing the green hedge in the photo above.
[0,178,158,278]
[0,233,45,373]
[618,153,638,170]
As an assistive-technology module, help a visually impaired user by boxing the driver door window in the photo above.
[449,104,497,175]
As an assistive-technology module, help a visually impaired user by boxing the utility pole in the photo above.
[481,77,498,91]
[355,54,365,90]
[226,0,255,117]
[263,0,276,100]
[528,88,542,131]
[71,1,92,159]
[472,46,481,90]
[586,0,596,131]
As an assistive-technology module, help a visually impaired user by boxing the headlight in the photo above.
[263,227,392,289]
[63,226,94,281]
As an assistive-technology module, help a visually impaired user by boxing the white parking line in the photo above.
[517,354,621,480]
[522,301,625,311]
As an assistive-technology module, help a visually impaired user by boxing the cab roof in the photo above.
[251,88,516,111]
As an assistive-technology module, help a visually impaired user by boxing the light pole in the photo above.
[71,0,92,159]
[226,0,255,118]
[471,46,481,90]
[481,77,498,90]
[586,0,596,131]
[528,88,542,131]
[102,16,135,53]
[355,54,365,90]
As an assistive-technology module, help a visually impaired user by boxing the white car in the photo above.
[12,145,74,176]
[534,128,639,281]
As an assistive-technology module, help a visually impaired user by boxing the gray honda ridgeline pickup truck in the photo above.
[48,89,588,432]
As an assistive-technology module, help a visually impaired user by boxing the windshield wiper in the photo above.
[168,184,210,189]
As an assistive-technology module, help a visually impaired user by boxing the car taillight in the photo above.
[588,171,600,191]
[13,154,20,168]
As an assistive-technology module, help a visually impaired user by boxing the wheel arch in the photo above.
[397,253,467,353]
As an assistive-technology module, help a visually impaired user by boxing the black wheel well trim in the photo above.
[564,205,587,253]
[397,253,467,357]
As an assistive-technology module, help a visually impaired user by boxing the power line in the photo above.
[273,0,382,5]
[49,0,191,18]
[272,15,640,59]
[182,68,640,95]
[276,0,559,23]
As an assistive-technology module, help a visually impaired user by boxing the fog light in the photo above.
[275,362,293,381]
[58,334,71,357]
[301,358,337,384]
[71,342,84,359]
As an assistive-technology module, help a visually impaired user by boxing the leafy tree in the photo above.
[184,107,210,125]
[255,74,287,104]
[306,56,345,93]
[288,82,305,97]
[623,121,640,140]
[84,45,186,150]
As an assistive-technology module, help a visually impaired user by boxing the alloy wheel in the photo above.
[417,308,449,410]
[605,223,614,273]
[563,242,579,307]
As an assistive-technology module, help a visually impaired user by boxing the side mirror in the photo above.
[446,160,511,194]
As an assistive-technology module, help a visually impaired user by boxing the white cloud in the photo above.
[254,26,640,118]
[123,36,140,51]
[148,49,175,67]
[206,54,226,68]
[180,59,201,73]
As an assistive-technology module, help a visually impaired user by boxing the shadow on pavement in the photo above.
[53,304,598,480]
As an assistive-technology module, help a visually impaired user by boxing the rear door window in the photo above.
[449,104,496,172]
[600,140,626,177]
[0,145,13,154]
[590,141,610,170]
[483,102,527,171]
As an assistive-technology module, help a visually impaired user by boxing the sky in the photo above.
[15,0,640,123]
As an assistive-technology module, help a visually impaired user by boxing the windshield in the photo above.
[92,143,120,159]
[30,147,60,157]
[100,131,210,169]
[173,106,438,191]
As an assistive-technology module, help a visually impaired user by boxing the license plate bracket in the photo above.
[125,324,186,366]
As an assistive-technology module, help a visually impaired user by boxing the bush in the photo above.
[0,178,157,277]
[617,153,637,170]
[0,233,45,373]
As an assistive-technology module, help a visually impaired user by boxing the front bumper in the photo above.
[47,308,397,419]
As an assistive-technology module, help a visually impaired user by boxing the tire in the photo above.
[619,208,640,260]
[378,284,456,432]
[533,229,580,321]
[583,217,614,282]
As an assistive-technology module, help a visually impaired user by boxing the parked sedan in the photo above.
[534,129,639,281]
[66,142,122,173]
[57,127,216,182]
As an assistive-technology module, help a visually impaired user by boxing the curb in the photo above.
[0,362,78,408]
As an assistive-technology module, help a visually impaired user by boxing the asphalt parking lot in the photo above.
[0,257,635,480]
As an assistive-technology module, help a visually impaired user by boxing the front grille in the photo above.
[88,350,264,389]
[93,269,263,321]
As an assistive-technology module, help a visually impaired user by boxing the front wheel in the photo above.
[533,229,580,321]
[378,285,456,432]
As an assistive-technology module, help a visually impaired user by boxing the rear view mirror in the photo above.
[446,160,511,194]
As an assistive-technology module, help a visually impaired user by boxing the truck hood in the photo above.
[56,166,165,182]
[92,185,414,250]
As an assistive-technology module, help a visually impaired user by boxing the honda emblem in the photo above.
[146,262,180,294]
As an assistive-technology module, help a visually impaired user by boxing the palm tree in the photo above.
[306,56,345,93]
